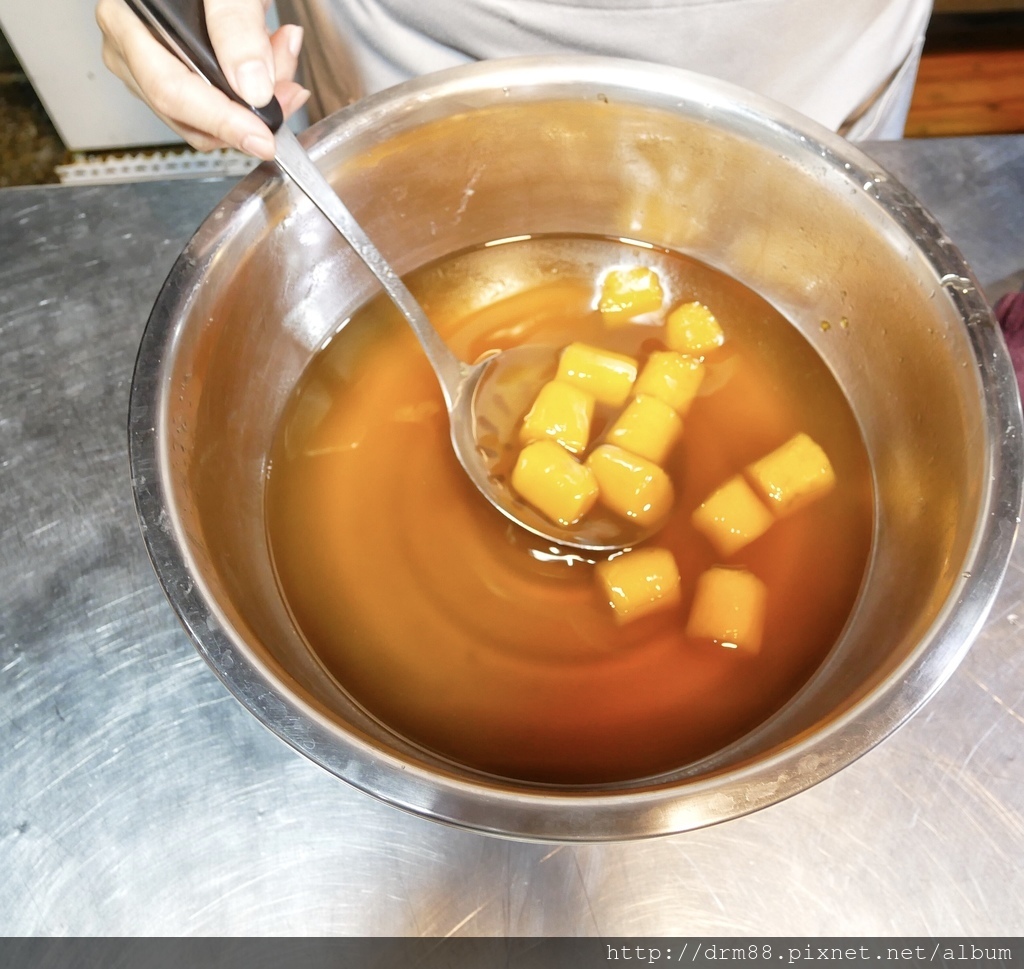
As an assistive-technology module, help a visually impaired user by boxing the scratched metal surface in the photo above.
[1,137,1022,936]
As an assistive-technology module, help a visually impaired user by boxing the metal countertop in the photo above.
[1,136,1022,936]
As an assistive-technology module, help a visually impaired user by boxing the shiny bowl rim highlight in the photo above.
[128,55,1023,841]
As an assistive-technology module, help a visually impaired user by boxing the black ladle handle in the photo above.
[124,0,284,132]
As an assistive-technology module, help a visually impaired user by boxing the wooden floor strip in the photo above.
[907,48,1024,136]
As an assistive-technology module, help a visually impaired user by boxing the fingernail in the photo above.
[241,132,276,159]
[293,87,311,111]
[287,25,304,59]
[235,59,275,107]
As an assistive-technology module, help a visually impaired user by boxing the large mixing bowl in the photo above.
[128,56,1022,841]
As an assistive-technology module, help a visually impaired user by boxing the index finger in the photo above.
[204,0,276,107]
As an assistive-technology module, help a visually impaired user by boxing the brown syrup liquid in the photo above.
[265,236,873,784]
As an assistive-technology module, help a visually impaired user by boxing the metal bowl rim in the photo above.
[128,54,1024,841]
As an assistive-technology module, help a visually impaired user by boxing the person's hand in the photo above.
[96,0,309,160]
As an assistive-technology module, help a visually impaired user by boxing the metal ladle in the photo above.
[128,0,655,552]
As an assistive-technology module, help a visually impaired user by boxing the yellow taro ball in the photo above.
[519,380,595,455]
[747,432,836,517]
[556,342,638,407]
[633,351,705,414]
[598,266,664,324]
[605,394,682,465]
[686,566,767,653]
[511,440,599,527]
[586,444,674,527]
[666,301,725,354]
[595,548,681,624]
[692,474,774,557]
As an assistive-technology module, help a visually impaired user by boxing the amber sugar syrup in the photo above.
[265,236,873,784]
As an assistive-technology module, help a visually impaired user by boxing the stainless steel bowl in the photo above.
[128,56,1023,841]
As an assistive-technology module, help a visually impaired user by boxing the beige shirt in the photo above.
[282,0,932,139]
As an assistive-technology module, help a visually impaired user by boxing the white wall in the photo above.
[0,0,181,151]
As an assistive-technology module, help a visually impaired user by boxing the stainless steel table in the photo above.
[2,136,1023,936]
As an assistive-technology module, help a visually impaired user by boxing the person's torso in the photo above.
[299,0,932,137]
